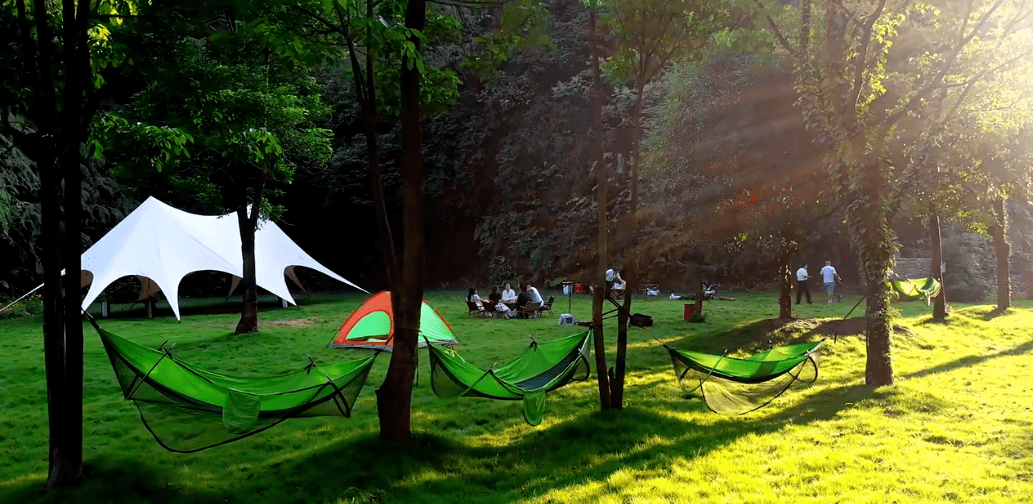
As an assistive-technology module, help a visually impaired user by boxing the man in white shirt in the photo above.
[605,268,626,297]
[527,284,544,304]
[820,261,842,303]
[795,265,812,304]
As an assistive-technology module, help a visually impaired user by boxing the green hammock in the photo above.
[97,326,377,452]
[666,340,822,414]
[889,277,942,303]
[426,330,592,426]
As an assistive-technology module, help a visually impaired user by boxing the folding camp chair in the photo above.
[540,296,555,315]
[467,300,491,318]
[519,302,542,319]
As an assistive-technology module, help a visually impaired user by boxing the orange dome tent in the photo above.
[331,291,458,351]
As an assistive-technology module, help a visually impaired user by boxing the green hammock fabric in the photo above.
[667,340,822,414]
[97,327,377,452]
[890,277,942,303]
[427,330,592,426]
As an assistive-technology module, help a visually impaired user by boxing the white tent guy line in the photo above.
[74,196,367,320]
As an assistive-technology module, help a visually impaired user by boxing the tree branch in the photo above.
[754,0,797,57]
[849,0,887,116]
[943,50,1032,121]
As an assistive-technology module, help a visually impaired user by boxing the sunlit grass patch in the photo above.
[3,292,1033,503]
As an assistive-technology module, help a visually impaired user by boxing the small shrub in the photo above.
[0,294,42,320]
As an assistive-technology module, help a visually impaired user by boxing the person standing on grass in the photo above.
[820,261,842,303]
[796,264,812,305]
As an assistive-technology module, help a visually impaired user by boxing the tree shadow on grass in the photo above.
[902,338,1033,381]
[0,455,220,504]
[208,377,880,504]
[0,374,882,504]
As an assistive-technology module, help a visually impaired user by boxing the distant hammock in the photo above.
[889,277,941,304]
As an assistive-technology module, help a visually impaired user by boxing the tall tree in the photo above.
[759,0,1033,385]
[96,9,333,333]
[375,0,428,443]
[284,0,462,442]
[587,0,612,411]
[601,0,726,409]
[6,0,101,488]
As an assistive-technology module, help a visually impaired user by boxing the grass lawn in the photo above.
[2,290,1032,503]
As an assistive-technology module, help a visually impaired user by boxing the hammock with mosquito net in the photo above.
[426,330,592,426]
[94,323,377,452]
[664,340,823,414]
[889,277,942,304]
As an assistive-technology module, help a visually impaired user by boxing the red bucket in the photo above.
[683,304,695,321]
[574,284,584,294]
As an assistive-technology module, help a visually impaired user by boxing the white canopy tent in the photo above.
[77,196,366,320]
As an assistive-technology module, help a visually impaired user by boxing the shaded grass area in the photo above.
[2,291,1032,503]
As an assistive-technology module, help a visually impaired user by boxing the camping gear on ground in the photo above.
[630,313,653,327]
[93,322,376,453]
[889,277,942,304]
[426,330,593,426]
[64,196,365,320]
[558,313,576,325]
[332,291,459,350]
[664,340,822,414]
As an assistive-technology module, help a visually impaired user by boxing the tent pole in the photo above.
[0,283,44,315]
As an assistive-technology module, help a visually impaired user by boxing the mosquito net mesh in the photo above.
[668,341,822,414]
[427,330,592,425]
[97,326,376,452]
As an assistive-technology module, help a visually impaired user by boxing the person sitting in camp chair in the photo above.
[515,285,536,318]
[467,287,491,317]
[489,285,516,319]
[606,269,626,298]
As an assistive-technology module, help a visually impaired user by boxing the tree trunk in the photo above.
[629,81,644,258]
[588,1,611,411]
[235,187,263,334]
[928,207,946,320]
[591,287,611,409]
[865,278,893,385]
[610,288,630,409]
[691,276,704,322]
[778,249,793,320]
[346,4,398,288]
[59,112,84,495]
[989,197,1010,312]
[857,174,894,386]
[609,58,644,412]
[35,0,89,486]
[41,139,82,489]
[377,0,425,444]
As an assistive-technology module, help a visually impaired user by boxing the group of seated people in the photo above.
[467,282,545,319]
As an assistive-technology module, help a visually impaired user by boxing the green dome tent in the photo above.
[331,291,458,351]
